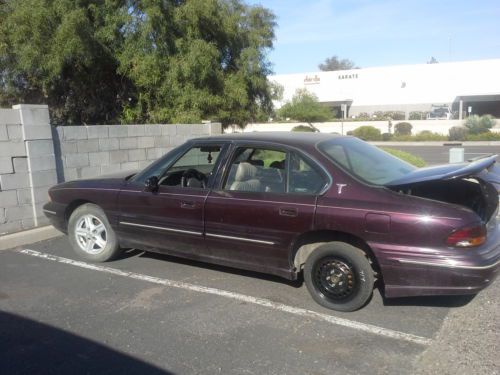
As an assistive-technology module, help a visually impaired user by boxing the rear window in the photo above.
[319,137,416,185]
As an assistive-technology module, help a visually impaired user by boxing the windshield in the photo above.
[319,137,416,185]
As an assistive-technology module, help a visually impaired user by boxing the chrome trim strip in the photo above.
[209,195,314,207]
[119,221,202,236]
[43,209,57,215]
[205,233,275,245]
[398,258,500,270]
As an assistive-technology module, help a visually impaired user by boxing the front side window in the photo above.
[224,147,286,193]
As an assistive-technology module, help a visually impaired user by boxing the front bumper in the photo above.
[42,201,67,234]
[371,224,500,298]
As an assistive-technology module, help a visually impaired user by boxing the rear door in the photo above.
[204,142,329,276]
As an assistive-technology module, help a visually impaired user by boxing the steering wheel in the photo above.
[181,169,207,188]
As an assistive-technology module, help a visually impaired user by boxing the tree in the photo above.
[318,55,358,71]
[464,115,496,134]
[0,0,276,127]
[278,89,332,127]
[394,122,413,136]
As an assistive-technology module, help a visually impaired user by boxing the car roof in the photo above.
[192,131,345,148]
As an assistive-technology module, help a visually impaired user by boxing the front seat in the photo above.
[230,162,262,192]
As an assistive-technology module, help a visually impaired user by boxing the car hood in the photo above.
[386,155,498,187]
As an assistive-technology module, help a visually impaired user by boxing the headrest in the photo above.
[234,162,257,182]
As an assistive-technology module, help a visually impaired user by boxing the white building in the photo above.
[270,59,500,120]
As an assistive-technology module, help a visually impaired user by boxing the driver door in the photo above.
[116,143,226,257]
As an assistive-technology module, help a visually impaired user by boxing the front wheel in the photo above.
[68,203,121,262]
[304,242,374,312]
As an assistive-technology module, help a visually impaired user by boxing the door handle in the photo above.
[279,207,298,217]
[180,201,196,209]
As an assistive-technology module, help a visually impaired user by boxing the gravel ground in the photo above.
[416,277,500,375]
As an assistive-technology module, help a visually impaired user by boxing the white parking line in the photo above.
[19,249,432,346]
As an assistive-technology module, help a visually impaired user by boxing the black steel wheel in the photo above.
[304,242,374,312]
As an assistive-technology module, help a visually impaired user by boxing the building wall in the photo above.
[0,104,221,235]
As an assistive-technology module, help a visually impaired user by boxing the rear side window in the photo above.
[224,147,286,193]
[288,152,327,194]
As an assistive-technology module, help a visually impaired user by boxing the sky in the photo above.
[248,0,500,74]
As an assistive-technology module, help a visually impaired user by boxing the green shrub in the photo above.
[380,148,426,167]
[448,126,468,141]
[464,132,500,141]
[373,111,405,121]
[351,126,382,141]
[291,125,316,132]
[409,111,429,120]
[413,131,447,141]
[464,115,496,135]
[382,132,393,141]
[394,122,413,136]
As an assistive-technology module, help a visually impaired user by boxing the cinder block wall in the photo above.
[54,123,220,181]
[0,103,221,235]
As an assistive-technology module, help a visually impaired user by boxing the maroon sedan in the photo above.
[43,133,500,311]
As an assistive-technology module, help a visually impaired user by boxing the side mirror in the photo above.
[144,176,159,192]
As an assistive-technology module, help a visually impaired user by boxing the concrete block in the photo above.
[119,137,138,150]
[128,125,145,137]
[0,208,5,224]
[0,190,19,207]
[22,124,53,140]
[161,125,176,136]
[13,158,28,172]
[77,139,99,153]
[108,126,128,138]
[0,125,7,140]
[138,160,152,169]
[89,152,110,166]
[99,138,119,151]
[65,153,89,168]
[173,135,187,147]
[17,188,32,205]
[29,155,56,172]
[120,161,139,171]
[128,149,146,162]
[7,125,23,140]
[87,126,109,139]
[145,126,162,136]
[63,126,87,140]
[79,166,101,178]
[63,168,78,181]
[0,141,26,157]
[12,105,50,126]
[21,217,36,229]
[190,124,206,134]
[209,122,222,135]
[30,186,50,203]
[109,150,128,164]
[33,215,50,227]
[31,170,57,187]
[61,141,78,154]
[0,173,30,190]
[154,136,171,148]
[25,140,54,157]
[100,164,122,175]
[6,205,33,221]
[176,124,192,135]
[138,136,155,149]
[0,109,21,125]
[0,157,13,174]
[0,221,23,235]
[146,148,160,160]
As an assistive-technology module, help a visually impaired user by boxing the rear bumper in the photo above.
[42,202,67,234]
[371,224,500,298]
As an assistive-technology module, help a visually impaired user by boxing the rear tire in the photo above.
[304,242,374,312]
[68,203,121,262]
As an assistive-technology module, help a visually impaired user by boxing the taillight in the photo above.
[446,224,487,248]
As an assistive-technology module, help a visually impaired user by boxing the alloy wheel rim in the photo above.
[75,215,107,254]
[313,257,357,301]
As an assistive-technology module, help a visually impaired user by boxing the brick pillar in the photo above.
[13,104,57,228]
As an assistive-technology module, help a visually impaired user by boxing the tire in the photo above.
[304,242,374,312]
[68,203,121,262]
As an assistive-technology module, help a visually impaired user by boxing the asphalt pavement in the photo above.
[1,235,498,374]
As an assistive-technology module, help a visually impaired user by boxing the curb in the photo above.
[0,226,63,251]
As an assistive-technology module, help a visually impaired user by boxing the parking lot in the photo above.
[1,235,498,374]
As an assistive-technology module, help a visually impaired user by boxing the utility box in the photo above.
[449,148,465,163]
